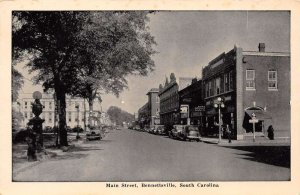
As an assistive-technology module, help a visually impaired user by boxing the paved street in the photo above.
[13,128,290,181]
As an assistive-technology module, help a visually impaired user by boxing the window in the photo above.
[25,112,28,119]
[229,71,234,90]
[68,112,72,122]
[49,113,52,123]
[215,77,220,95]
[268,70,278,90]
[246,69,255,90]
[49,102,52,109]
[24,102,28,109]
[209,81,213,96]
[156,96,159,103]
[205,83,209,97]
[224,73,229,92]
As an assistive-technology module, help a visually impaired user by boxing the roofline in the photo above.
[242,51,290,57]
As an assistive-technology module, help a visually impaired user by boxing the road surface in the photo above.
[13,128,290,181]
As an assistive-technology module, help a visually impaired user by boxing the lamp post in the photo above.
[214,97,225,143]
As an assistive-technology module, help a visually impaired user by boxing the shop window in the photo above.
[246,69,255,90]
[268,70,278,90]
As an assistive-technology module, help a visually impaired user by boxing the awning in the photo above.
[245,110,272,120]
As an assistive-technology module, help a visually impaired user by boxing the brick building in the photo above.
[178,78,205,126]
[158,73,193,129]
[146,88,160,126]
[202,43,290,140]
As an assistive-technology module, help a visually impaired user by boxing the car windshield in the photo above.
[175,126,184,131]
[187,126,199,131]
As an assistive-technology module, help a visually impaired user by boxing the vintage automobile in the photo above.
[184,125,202,142]
[168,125,185,139]
[152,125,166,135]
[86,126,102,141]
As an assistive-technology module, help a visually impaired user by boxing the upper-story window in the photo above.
[224,73,229,92]
[209,81,213,96]
[68,112,72,122]
[156,96,159,103]
[215,77,220,95]
[229,71,234,90]
[246,69,255,90]
[24,101,28,109]
[49,102,52,109]
[205,83,209,98]
[268,70,278,90]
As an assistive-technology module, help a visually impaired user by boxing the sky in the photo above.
[17,11,290,114]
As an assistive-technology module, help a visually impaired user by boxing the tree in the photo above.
[12,11,89,146]
[70,12,156,124]
[107,106,134,125]
[12,67,24,102]
[12,11,156,146]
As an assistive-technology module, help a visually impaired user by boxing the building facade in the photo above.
[158,73,193,130]
[19,93,105,129]
[137,102,149,128]
[178,78,205,126]
[146,88,160,126]
[202,43,290,140]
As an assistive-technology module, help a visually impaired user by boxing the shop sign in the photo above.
[180,105,189,113]
[181,113,188,118]
[191,112,202,117]
[182,98,192,103]
[224,96,232,101]
[195,106,205,112]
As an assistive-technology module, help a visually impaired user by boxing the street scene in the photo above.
[13,127,290,181]
[12,11,290,181]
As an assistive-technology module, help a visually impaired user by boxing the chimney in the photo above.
[258,43,265,52]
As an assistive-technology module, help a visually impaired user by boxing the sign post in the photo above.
[249,113,258,142]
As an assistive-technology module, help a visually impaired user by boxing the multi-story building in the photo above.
[146,88,160,126]
[158,73,193,129]
[202,43,290,140]
[137,102,149,128]
[19,93,103,129]
[178,78,204,126]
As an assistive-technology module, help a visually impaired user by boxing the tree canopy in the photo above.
[12,11,156,146]
[107,106,134,125]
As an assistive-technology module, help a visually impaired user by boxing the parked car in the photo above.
[156,125,166,135]
[44,126,53,133]
[184,125,202,142]
[169,125,184,139]
[72,125,84,133]
[86,126,102,141]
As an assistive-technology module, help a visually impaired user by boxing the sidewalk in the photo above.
[13,136,86,178]
[201,136,290,146]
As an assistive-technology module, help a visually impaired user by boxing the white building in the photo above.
[18,93,110,129]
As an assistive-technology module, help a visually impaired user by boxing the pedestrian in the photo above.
[267,125,274,140]
[226,124,232,143]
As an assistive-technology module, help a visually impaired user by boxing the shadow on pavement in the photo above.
[224,145,290,168]
[51,153,88,161]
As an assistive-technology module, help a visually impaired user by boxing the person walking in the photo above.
[226,124,232,143]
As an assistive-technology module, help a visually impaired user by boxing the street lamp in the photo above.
[214,97,225,143]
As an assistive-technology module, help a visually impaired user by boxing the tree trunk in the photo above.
[56,87,68,146]
[88,97,93,126]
